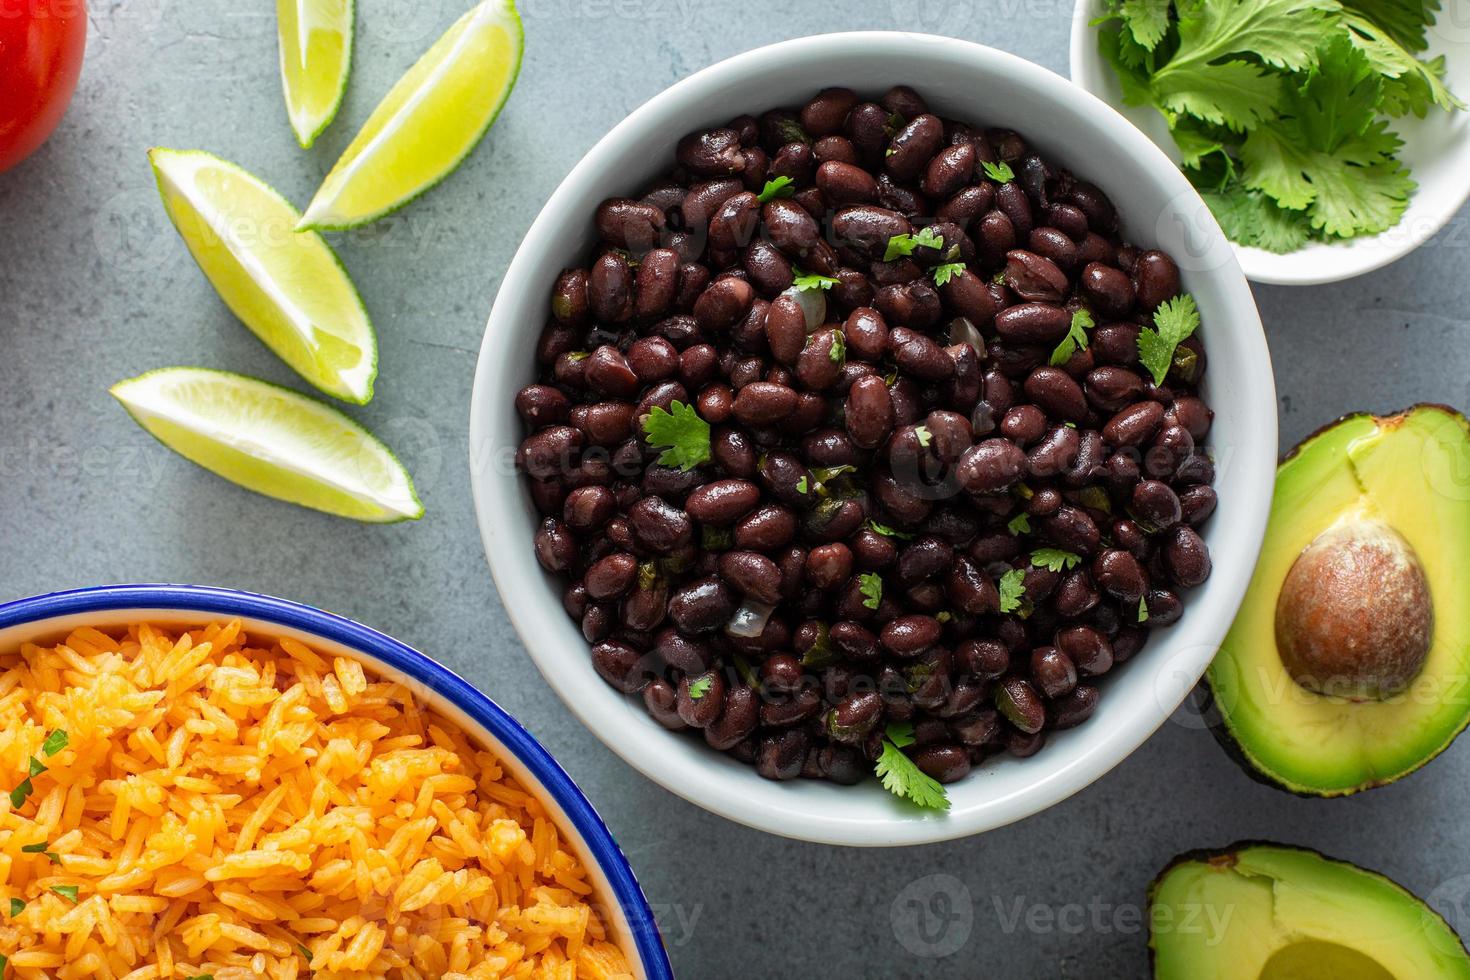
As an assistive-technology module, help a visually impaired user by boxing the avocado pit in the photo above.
[1274,517,1432,700]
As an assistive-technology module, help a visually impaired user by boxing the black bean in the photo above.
[1031,646,1078,699]
[1164,525,1212,587]
[705,686,759,749]
[1056,625,1114,677]
[951,439,1024,495]
[996,677,1045,734]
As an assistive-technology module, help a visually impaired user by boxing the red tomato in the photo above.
[0,0,86,174]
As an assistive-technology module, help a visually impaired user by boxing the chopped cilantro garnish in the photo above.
[982,160,1015,183]
[883,227,944,261]
[1137,293,1200,386]
[41,730,68,756]
[1049,308,1095,366]
[756,176,795,203]
[875,723,949,810]
[27,757,45,778]
[793,272,839,291]
[9,780,33,809]
[914,425,932,448]
[1007,513,1032,536]
[828,329,846,364]
[1138,596,1151,623]
[859,573,883,610]
[687,675,713,700]
[998,568,1027,614]
[20,842,48,853]
[932,261,967,286]
[8,898,22,916]
[795,476,809,495]
[641,401,711,471]
[50,885,78,904]
[866,520,914,540]
[1031,548,1082,573]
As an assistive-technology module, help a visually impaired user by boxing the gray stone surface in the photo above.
[4,1,1470,977]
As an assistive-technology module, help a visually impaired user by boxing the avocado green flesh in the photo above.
[1211,406,1470,795]
[1150,845,1470,980]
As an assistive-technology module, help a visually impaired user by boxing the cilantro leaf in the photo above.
[794,272,839,291]
[796,476,809,495]
[757,176,795,203]
[981,160,1015,183]
[1031,548,1082,572]
[1200,184,1313,252]
[1160,0,1335,77]
[883,227,945,261]
[1138,596,1151,623]
[20,841,48,853]
[298,944,314,963]
[1152,59,1284,130]
[41,730,68,757]
[8,898,22,916]
[1049,308,1095,366]
[867,520,915,541]
[1117,0,1172,49]
[998,568,1027,614]
[687,675,713,700]
[932,262,967,286]
[859,573,883,610]
[50,885,79,904]
[641,401,711,471]
[1341,0,1438,53]
[828,329,846,364]
[1236,36,1416,237]
[1137,292,1200,386]
[914,425,932,448]
[875,728,950,810]
[9,780,32,809]
[886,721,916,749]
[1007,513,1032,535]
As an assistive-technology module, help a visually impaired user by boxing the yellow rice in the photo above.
[0,621,636,980]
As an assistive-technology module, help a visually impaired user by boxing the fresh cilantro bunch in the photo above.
[1097,0,1463,250]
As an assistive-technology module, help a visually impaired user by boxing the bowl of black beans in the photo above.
[470,32,1278,845]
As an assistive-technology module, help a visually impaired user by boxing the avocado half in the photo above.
[1149,843,1470,979]
[1209,405,1470,796]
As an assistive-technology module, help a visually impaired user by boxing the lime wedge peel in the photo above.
[112,368,423,523]
[149,148,377,405]
[277,0,355,149]
[298,0,524,231]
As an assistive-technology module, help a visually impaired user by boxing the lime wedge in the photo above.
[298,0,523,230]
[149,148,377,405]
[277,0,354,148]
[111,368,423,523]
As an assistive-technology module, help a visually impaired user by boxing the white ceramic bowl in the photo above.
[0,585,673,978]
[1069,0,1470,286]
[470,32,1278,846]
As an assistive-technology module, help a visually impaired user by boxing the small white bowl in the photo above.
[0,585,673,978]
[470,32,1278,846]
[1070,0,1470,286]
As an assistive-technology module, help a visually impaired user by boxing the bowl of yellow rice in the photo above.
[0,584,671,980]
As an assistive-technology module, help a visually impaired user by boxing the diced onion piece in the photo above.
[782,286,827,332]
[726,599,776,638]
[949,317,983,356]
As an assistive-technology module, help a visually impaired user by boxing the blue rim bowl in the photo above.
[0,584,673,980]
